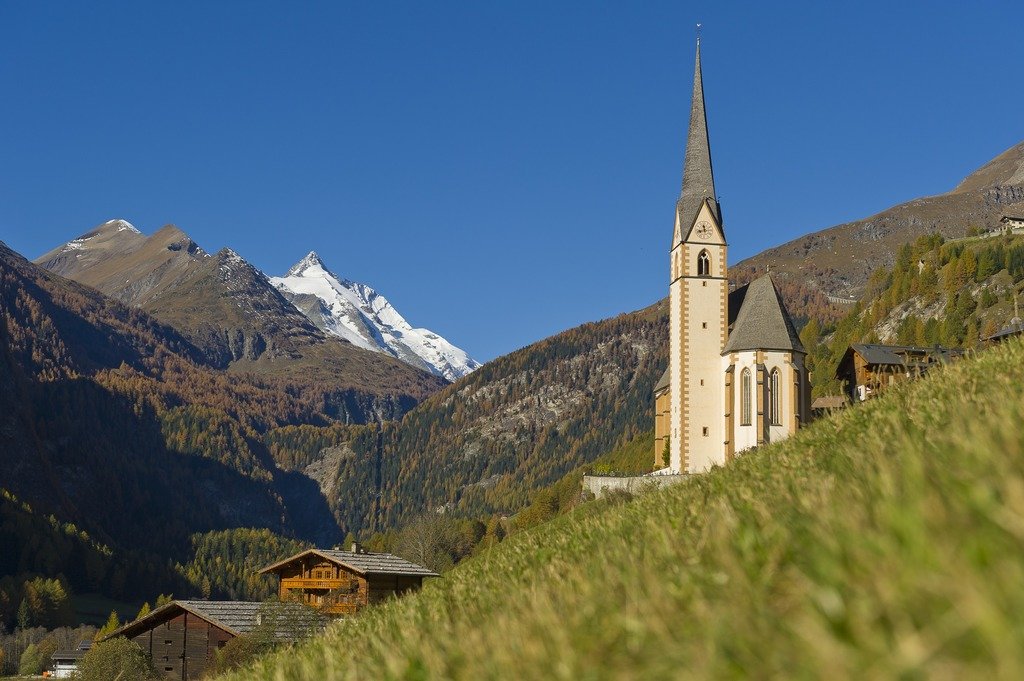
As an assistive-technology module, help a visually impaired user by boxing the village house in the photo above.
[50,640,91,678]
[103,600,328,680]
[1001,214,1024,233]
[259,544,438,615]
[100,545,436,679]
[837,343,963,402]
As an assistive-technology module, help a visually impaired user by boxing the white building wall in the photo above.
[727,350,802,454]
[766,350,797,444]
[684,271,726,473]
[727,351,759,453]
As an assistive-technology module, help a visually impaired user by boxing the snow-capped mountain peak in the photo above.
[287,251,330,278]
[109,218,141,234]
[270,254,480,381]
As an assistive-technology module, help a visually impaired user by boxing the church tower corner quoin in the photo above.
[654,37,810,476]
[668,39,727,475]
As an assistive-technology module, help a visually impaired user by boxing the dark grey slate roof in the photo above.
[1001,215,1024,222]
[984,319,1024,342]
[261,548,439,577]
[676,41,721,237]
[51,649,88,662]
[849,343,963,366]
[722,274,804,354]
[105,600,329,642]
[653,367,670,394]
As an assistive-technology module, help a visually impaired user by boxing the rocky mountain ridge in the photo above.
[732,140,1024,300]
[271,251,480,381]
[34,221,446,409]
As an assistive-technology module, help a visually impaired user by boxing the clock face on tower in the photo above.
[694,221,713,240]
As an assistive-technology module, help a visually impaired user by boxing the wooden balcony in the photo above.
[321,602,359,615]
[282,578,343,590]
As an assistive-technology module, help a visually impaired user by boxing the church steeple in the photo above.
[677,39,720,236]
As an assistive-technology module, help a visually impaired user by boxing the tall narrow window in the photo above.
[740,368,752,426]
[769,369,781,425]
[698,249,711,277]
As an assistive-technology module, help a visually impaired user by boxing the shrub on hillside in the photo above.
[75,637,157,681]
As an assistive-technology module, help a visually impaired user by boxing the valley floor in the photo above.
[219,338,1024,680]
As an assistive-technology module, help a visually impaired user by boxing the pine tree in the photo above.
[95,610,120,640]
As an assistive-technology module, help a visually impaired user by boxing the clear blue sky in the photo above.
[2,2,1021,363]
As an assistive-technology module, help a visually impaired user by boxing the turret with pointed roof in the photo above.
[676,40,720,241]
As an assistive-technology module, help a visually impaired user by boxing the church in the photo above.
[652,40,811,474]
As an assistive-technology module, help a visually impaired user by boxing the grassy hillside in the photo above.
[222,337,1024,679]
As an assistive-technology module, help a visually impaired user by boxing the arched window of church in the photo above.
[769,368,781,425]
[740,368,752,426]
[698,250,711,277]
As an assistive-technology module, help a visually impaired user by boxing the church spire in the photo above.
[677,38,720,233]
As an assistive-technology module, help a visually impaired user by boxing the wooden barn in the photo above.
[838,343,962,402]
[260,544,438,615]
[103,600,327,680]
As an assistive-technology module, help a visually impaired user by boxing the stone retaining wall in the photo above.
[581,474,686,499]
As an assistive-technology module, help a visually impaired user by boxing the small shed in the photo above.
[103,600,327,680]
[811,395,847,417]
[260,545,438,616]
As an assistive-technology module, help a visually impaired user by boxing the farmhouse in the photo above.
[259,544,438,615]
[104,599,328,680]
[1001,214,1024,232]
[837,343,963,402]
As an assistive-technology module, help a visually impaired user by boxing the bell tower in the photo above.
[668,38,728,474]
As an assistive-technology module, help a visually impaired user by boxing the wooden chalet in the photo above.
[838,343,963,402]
[259,544,438,616]
[103,600,327,680]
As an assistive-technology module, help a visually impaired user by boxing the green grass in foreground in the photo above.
[221,338,1024,680]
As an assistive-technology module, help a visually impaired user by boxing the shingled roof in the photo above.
[260,548,439,577]
[676,40,721,238]
[722,274,804,354]
[653,367,670,394]
[846,343,963,367]
[104,600,328,642]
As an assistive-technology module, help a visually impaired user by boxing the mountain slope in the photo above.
[0,240,372,621]
[1,240,339,542]
[286,300,668,535]
[733,140,1024,299]
[35,222,445,410]
[36,220,206,307]
[271,252,480,381]
[221,335,1024,681]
